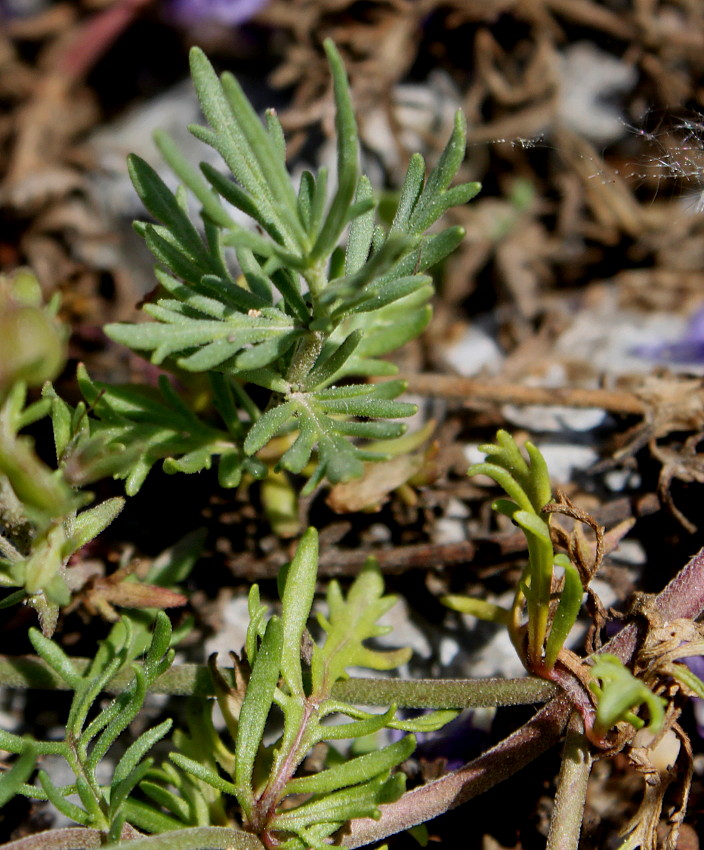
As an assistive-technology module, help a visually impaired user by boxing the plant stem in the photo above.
[332,676,558,707]
[546,713,594,850]
[285,330,325,386]
[608,545,704,665]
[104,827,264,850]
[0,827,103,850]
[0,654,558,705]
[394,373,646,415]
[338,694,572,848]
[339,543,704,847]
[0,826,264,850]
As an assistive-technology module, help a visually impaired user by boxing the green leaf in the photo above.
[467,462,534,514]
[77,366,236,495]
[0,742,37,808]
[543,561,584,670]
[590,654,666,736]
[265,108,286,162]
[441,595,511,623]
[43,383,73,461]
[311,559,411,693]
[279,417,318,474]
[219,74,303,247]
[112,720,173,794]
[188,47,303,252]
[511,510,551,545]
[133,782,194,827]
[273,771,404,831]
[235,616,283,814]
[284,735,414,796]
[88,667,148,771]
[279,529,318,695]
[407,111,473,234]
[301,331,363,391]
[154,129,234,230]
[390,153,425,232]
[109,759,155,819]
[128,155,216,272]
[310,41,359,261]
[243,401,295,455]
[344,176,375,275]
[170,753,239,796]
[38,770,91,825]
[29,627,82,689]
[67,497,125,554]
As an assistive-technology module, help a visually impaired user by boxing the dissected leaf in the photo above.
[312,558,411,693]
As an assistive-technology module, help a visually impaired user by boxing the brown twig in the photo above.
[230,539,479,580]
[391,373,646,416]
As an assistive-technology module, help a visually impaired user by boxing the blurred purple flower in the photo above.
[635,305,704,364]
[164,0,268,27]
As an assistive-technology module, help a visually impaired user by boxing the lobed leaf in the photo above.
[311,559,410,693]
[77,366,239,495]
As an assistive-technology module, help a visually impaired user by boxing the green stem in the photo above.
[285,330,325,386]
[0,655,558,706]
[303,264,328,303]
[546,714,593,850]
[332,676,558,707]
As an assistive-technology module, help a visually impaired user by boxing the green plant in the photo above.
[94,40,479,495]
[0,271,131,636]
[444,432,677,736]
[443,430,582,674]
[4,39,704,850]
[125,529,453,849]
[0,613,175,844]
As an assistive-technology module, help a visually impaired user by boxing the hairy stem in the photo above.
[546,714,594,850]
[103,827,264,850]
[0,826,265,850]
[285,330,325,386]
[0,827,103,850]
[339,544,704,847]
[0,655,558,705]
[338,695,572,848]
[332,676,558,707]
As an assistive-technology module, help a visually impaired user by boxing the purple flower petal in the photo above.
[634,305,704,364]
[164,0,268,27]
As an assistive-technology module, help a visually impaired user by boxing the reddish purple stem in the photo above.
[340,545,704,848]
